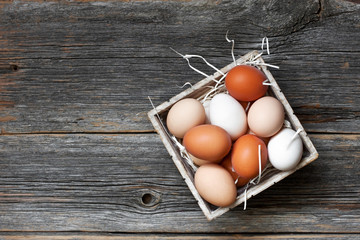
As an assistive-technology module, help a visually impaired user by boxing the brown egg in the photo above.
[232,134,268,179]
[247,96,284,138]
[166,98,206,138]
[195,164,237,207]
[183,124,232,162]
[225,65,268,101]
[221,154,250,187]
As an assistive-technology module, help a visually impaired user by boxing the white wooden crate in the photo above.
[148,50,319,220]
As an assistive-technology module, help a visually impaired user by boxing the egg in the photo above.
[221,154,250,187]
[232,134,268,179]
[195,164,237,207]
[209,93,247,141]
[248,96,284,138]
[225,65,268,101]
[166,98,206,138]
[189,153,219,166]
[268,128,303,171]
[183,124,232,162]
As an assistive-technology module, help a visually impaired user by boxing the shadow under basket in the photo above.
[148,50,319,221]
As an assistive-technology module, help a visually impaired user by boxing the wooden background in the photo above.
[0,0,359,239]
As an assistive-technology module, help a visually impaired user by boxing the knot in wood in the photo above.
[140,191,161,208]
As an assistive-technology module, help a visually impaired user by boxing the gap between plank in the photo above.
[0,131,359,136]
[0,130,156,136]
[0,231,360,235]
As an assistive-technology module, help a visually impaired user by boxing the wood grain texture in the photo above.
[0,133,359,233]
[1,233,360,240]
[0,0,359,237]
[0,0,359,133]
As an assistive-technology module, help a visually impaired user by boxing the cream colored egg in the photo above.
[248,96,284,138]
[194,164,237,207]
[166,98,206,138]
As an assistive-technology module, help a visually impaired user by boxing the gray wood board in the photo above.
[0,133,359,233]
[1,233,360,240]
[0,0,359,134]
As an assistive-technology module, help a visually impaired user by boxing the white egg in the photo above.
[268,128,303,171]
[209,93,247,141]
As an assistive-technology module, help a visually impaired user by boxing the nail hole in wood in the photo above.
[10,64,19,71]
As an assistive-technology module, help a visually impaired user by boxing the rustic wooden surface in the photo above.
[0,0,359,239]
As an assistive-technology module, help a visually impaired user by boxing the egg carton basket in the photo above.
[148,50,319,221]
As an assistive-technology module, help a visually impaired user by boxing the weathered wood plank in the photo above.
[0,0,359,133]
[0,133,359,232]
[1,233,360,240]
